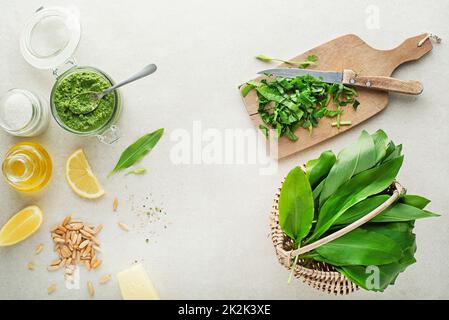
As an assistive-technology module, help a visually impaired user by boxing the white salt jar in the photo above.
[0,89,50,137]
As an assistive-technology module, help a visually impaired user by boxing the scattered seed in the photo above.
[80,229,93,239]
[47,265,61,272]
[61,246,71,258]
[84,226,95,234]
[99,274,112,284]
[118,222,129,232]
[50,259,61,266]
[94,224,103,235]
[87,281,95,297]
[54,237,65,244]
[79,240,90,249]
[62,215,71,226]
[35,244,44,254]
[113,197,118,211]
[27,262,35,270]
[47,283,57,294]
[92,259,102,269]
[70,223,83,230]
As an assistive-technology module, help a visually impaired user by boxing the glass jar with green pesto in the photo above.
[19,6,123,144]
[50,66,122,143]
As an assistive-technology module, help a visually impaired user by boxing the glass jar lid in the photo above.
[20,6,81,69]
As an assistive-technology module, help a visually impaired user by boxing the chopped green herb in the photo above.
[331,120,352,127]
[256,54,318,69]
[258,124,269,137]
[241,74,359,141]
[125,168,147,176]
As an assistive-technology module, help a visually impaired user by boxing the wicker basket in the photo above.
[269,173,405,295]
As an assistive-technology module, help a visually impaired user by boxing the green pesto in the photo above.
[53,71,115,132]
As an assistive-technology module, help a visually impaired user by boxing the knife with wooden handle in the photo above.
[257,68,423,95]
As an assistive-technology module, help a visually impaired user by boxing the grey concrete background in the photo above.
[0,0,448,299]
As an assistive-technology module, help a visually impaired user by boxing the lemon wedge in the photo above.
[66,149,105,199]
[0,205,43,246]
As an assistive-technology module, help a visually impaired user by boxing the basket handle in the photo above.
[290,181,406,258]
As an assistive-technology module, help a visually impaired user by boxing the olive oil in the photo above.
[2,142,52,192]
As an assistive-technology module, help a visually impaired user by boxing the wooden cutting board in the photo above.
[242,33,433,159]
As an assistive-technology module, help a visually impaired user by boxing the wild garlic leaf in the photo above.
[399,194,431,209]
[309,156,404,242]
[315,228,402,266]
[109,128,164,176]
[371,129,389,163]
[306,150,336,188]
[278,167,314,245]
[382,144,402,163]
[332,222,417,292]
[319,131,377,205]
[334,196,439,225]
[338,262,405,292]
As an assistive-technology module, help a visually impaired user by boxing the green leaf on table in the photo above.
[109,128,164,176]
[333,196,439,225]
[278,167,314,244]
[314,228,402,266]
[306,150,336,188]
[400,194,431,209]
[319,131,377,205]
[309,156,404,242]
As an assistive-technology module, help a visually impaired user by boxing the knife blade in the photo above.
[256,68,423,95]
[257,68,343,84]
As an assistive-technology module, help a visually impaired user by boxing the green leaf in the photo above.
[319,131,377,205]
[255,86,284,103]
[334,222,418,292]
[306,150,336,188]
[338,263,405,292]
[382,144,402,163]
[334,197,438,225]
[278,167,314,244]
[400,194,431,209]
[241,84,255,97]
[371,129,389,163]
[309,156,404,242]
[125,168,147,176]
[315,228,402,266]
[109,128,164,176]
[312,180,325,200]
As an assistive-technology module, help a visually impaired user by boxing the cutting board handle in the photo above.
[387,33,433,71]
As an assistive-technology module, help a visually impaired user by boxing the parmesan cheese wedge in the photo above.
[117,263,160,300]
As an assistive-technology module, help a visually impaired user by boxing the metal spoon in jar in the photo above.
[69,63,157,115]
